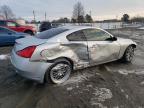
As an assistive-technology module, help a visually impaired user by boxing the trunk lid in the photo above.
[14,36,46,52]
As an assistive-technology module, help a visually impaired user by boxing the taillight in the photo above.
[16,46,36,58]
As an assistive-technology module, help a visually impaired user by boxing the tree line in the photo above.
[0,3,144,23]
[121,14,144,23]
[51,14,93,23]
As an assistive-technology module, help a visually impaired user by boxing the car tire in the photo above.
[25,31,34,35]
[44,59,72,84]
[121,45,135,63]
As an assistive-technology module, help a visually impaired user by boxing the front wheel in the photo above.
[45,59,72,84]
[122,45,135,63]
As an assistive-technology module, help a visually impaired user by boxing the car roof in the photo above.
[60,25,94,30]
[58,26,107,33]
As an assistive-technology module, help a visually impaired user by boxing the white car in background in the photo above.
[10,26,137,84]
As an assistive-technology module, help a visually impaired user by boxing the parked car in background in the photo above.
[10,26,136,84]
[0,27,29,46]
[39,21,62,32]
[0,20,37,35]
[39,21,52,32]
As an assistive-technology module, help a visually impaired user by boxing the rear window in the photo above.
[36,28,68,39]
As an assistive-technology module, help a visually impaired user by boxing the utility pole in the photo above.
[33,10,36,22]
[45,12,47,21]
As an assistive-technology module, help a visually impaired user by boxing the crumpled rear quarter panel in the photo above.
[36,42,89,69]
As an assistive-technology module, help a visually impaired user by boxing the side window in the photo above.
[83,29,111,41]
[7,22,16,27]
[67,30,86,41]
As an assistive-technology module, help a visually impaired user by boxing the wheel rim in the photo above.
[126,47,134,61]
[50,63,71,84]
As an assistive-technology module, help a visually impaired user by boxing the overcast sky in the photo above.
[0,0,144,21]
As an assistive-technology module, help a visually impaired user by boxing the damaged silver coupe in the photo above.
[10,26,137,84]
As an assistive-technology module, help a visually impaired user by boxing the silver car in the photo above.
[10,26,137,84]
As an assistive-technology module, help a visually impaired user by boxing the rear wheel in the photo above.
[45,59,72,84]
[121,45,135,63]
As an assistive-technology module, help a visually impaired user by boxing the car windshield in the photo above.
[36,27,68,39]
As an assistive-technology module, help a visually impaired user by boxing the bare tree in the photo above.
[72,2,85,23]
[0,5,15,20]
[121,14,130,23]
[85,14,93,23]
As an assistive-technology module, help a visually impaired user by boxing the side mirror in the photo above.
[112,37,117,41]
[106,37,117,41]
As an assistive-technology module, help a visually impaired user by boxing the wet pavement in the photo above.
[0,28,144,108]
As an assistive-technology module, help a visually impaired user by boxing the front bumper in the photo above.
[10,50,52,83]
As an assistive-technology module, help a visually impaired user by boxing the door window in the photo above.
[67,30,86,41]
[83,29,111,41]
[7,22,16,27]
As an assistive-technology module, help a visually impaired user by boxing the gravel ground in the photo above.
[0,28,144,108]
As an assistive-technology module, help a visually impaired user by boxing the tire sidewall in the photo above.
[123,46,134,63]
[44,59,72,84]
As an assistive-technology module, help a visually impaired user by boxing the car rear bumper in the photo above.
[10,50,52,83]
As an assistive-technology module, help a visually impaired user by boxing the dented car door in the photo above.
[83,29,120,64]
[66,30,89,68]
